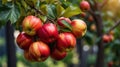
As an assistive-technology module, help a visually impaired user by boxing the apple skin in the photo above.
[29,41,50,62]
[107,61,113,67]
[57,17,71,27]
[22,15,43,36]
[102,34,114,43]
[50,47,67,61]
[88,16,94,22]
[37,23,59,44]
[80,1,90,11]
[56,32,76,52]
[71,19,87,38]
[109,34,114,42]
[102,34,110,43]
[90,24,96,31]
[80,12,86,18]
[24,50,35,61]
[16,32,33,50]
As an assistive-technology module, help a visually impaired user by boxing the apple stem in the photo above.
[106,19,120,34]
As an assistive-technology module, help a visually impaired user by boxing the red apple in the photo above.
[16,32,33,50]
[22,15,42,36]
[71,19,87,38]
[88,16,94,22]
[80,12,86,18]
[56,32,76,52]
[37,23,59,44]
[102,34,110,43]
[57,17,71,27]
[108,61,113,67]
[24,50,35,61]
[50,47,67,60]
[80,1,90,11]
[29,41,50,62]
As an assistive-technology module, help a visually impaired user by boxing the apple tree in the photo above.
[0,0,120,67]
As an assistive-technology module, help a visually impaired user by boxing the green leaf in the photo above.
[84,31,94,45]
[61,5,81,18]
[46,0,54,4]
[56,4,65,17]
[46,4,57,19]
[2,0,7,4]
[38,15,47,23]
[61,20,72,30]
[40,4,47,15]
[0,4,20,24]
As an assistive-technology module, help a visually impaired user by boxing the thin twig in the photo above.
[106,19,120,34]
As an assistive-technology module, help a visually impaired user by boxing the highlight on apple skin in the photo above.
[22,15,43,36]
[71,19,87,38]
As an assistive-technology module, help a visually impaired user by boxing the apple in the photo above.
[80,12,86,18]
[56,32,76,52]
[88,16,94,22]
[71,19,87,38]
[90,24,96,31]
[37,23,59,44]
[80,1,90,11]
[50,47,67,60]
[29,41,50,62]
[107,61,113,67]
[22,15,42,36]
[57,17,71,27]
[102,34,110,43]
[24,50,35,61]
[109,34,114,42]
[16,32,33,50]
[102,34,114,43]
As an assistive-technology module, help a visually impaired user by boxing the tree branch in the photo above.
[24,0,55,23]
[100,0,108,9]
[106,19,120,34]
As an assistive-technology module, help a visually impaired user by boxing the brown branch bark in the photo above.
[6,21,16,67]
[89,6,104,67]
[106,19,120,34]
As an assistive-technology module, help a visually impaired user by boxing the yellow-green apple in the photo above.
[37,23,59,44]
[71,19,87,38]
[80,1,90,11]
[16,32,33,50]
[90,24,96,31]
[56,32,76,52]
[50,47,67,60]
[29,41,50,62]
[57,17,71,27]
[22,15,42,36]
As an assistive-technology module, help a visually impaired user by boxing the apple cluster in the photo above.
[102,34,114,43]
[16,15,87,62]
